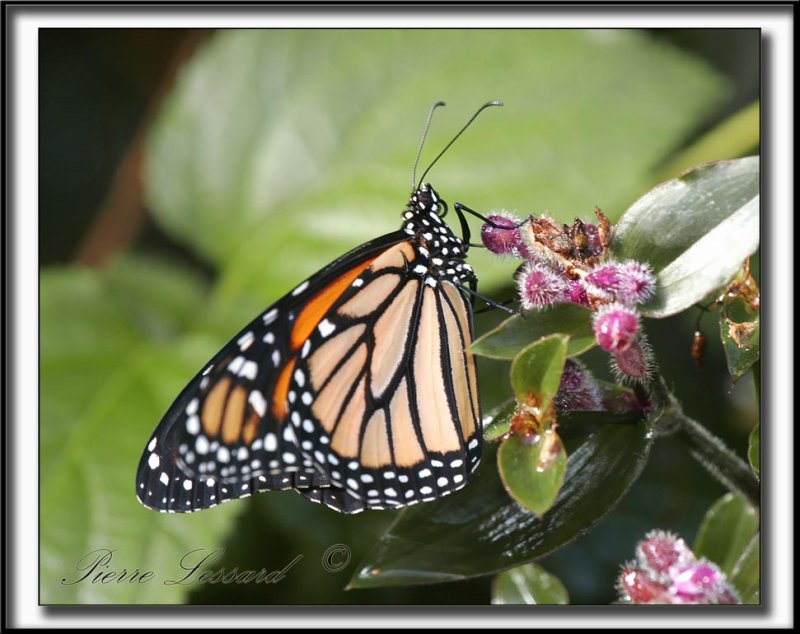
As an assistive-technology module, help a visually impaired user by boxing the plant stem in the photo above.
[677,415,760,509]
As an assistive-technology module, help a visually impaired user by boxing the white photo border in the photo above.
[7,2,793,628]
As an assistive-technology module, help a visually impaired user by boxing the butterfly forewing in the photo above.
[136,233,406,512]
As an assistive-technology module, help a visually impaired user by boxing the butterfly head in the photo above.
[400,183,474,288]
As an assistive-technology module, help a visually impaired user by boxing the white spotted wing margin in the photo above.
[289,260,483,515]
[135,231,408,513]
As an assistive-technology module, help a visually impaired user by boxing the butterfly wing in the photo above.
[286,242,483,513]
[135,232,408,512]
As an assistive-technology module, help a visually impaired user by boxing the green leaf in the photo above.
[483,399,516,441]
[611,157,759,318]
[510,334,569,409]
[145,30,728,300]
[491,563,569,605]
[473,304,594,360]
[102,255,210,340]
[720,298,760,382]
[729,533,760,604]
[498,432,568,517]
[748,425,760,479]
[348,419,652,589]
[41,265,240,604]
[693,492,759,576]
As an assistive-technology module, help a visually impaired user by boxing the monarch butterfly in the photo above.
[136,101,502,514]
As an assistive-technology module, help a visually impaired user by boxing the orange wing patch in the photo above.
[202,376,231,438]
[290,257,377,351]
[273,240,417,424]
[274,256,376,421]
[271,357,296,421]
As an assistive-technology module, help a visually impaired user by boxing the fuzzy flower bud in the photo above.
[619,260,656,304]
[516,262,569,311]
[481,213,528,258]
[554,359,603,411]
[593,303,639,353]
[611,336,654,383]
[636,530,693,583]
[670,561,739,605]
[617,566,670,604]
[584,260,656,306]
[567,279,591,307]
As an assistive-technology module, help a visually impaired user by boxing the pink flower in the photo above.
[567,280,591,307]
[636,530,693,583]
[584,260,656,305]
[619,261,656,305]
[670,561,739,605]
[617,530,740,605]
[617,566,671,604]
[481,213,528,258]
[516,262,569,311]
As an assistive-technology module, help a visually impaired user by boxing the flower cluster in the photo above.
[617,530,740,604]
[481,210,656,382]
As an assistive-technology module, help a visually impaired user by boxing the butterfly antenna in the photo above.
[417,99,503,189]
[412,101,446,189]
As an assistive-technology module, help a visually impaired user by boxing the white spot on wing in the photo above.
[228,356,245,374]
[292,280,310,296]
[237,331,255,350]
[239,360,258,380]
[249,390,266,417]
[263,308,278,325]
[196,436,209,454]
[318,319,336,338]
[186,416,200,435]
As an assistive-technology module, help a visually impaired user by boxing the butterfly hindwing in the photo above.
[288,241,482,513]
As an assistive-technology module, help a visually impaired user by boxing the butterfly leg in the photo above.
[458,283,518,315]
[454,202,531,230]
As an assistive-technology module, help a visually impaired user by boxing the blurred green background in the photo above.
[40,28,759,605]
